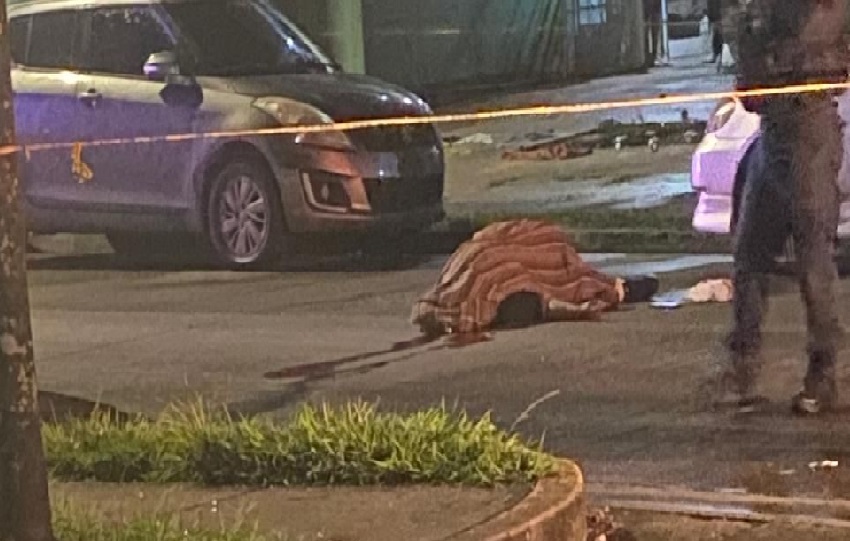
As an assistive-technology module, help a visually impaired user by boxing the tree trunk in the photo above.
[0,2,55,540]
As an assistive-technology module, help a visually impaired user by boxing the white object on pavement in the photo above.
[688,279,733,303]
[455,133,494,145]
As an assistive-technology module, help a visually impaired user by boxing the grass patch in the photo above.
[433,194,731,254]
[444,193,697,232]
[44,400,555,487]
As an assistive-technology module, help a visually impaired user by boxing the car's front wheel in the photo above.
[206,155,286,269]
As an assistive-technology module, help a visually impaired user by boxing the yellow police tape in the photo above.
[0,80,849,158]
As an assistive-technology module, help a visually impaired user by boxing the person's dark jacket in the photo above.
[643,0,661,21]
[707,0,722,23]
[735,0,850,113]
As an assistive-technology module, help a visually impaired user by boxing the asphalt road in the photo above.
[27,250,850,500]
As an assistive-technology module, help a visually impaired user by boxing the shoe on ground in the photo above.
[791,386,837,416]
[702,368,768,413]
[713,389,769,413]
[622,274,660,303]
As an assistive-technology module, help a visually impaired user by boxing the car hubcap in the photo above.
[218,175,268,260]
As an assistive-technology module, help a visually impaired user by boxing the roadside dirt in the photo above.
[445,143,695,203]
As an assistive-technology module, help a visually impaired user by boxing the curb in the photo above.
[415,229,731,256]
[30,229,730,259]
[29,233,111,255]
[453,460,587,541]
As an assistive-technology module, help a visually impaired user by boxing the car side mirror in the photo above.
[143,51,180,81]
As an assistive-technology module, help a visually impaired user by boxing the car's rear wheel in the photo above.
[206,155,286,269]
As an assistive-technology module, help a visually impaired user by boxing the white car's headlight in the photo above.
[252,97,355,152]
[706,99,737,134]
[411,95,432,114]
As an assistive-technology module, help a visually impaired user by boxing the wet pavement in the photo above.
[446,172,693,216]
[27,249,850,506]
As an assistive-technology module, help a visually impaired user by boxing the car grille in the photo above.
[350,124,438,152]
[363,175,443,213]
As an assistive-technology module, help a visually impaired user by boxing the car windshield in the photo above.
[163,0,337,76]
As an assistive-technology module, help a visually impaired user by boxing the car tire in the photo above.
[205,154,286,270]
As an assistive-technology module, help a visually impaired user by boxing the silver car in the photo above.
[10,0,445,268]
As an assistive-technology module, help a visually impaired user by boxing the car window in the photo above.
[163,0,334,76]
[27,11,78,69]
[9,16,30,65]
[79,7,175,76]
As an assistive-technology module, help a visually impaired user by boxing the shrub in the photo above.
[44,399,555,487]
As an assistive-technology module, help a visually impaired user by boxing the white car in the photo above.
[691,96,850,240]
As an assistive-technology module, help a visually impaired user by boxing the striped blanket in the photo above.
[412,220,622,336]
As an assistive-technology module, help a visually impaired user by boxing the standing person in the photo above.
[716,0,850,415]
[720,0,745,68]
[643,0,662,67]
[707,0,724,63]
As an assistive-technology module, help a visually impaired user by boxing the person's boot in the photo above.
[792,351,838,415]
[711,353,767,413]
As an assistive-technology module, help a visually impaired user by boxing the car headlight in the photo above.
[706,99,737,134]
[411,94,432,114]
[252,97,355,152]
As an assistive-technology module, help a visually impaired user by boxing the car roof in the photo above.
[9,0,222,18]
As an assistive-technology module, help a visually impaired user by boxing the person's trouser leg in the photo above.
[712,24,723,60]
[646,26,655,66]
[724,135,793,402]
[790,99,844,412]
[652,22,661,60]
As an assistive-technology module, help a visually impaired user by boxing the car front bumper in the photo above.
[693,192,733,234]
[691,131,749,235]
[692,134,850,238]
[274,139,445,235]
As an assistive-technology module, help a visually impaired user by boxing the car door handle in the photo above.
[77,89,102,107]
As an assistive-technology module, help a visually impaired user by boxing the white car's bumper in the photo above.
[691,131,753,235]
[691,134,850,239]
[693,192,734,234]
[692,97,850,240]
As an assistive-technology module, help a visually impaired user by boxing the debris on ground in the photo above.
[450,133,495,146]
[498,117,707,162]
[501,137,595,161]
[650,279,734,309]
[809,460,839,472]
[688,278,734,303]
[442,133,496,155]
[586,507,637,541]
[651,290,690,309]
